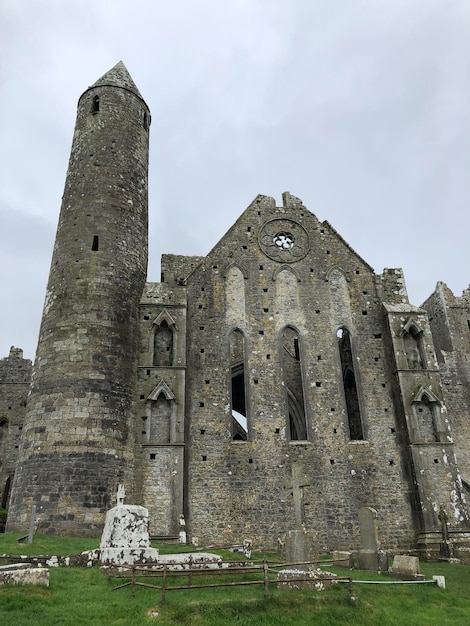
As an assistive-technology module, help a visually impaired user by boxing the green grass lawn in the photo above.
[1,534,469,625]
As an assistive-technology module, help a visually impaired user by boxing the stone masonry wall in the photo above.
[184,193,417,552]
[0,348,32,509]
[423,284,470,487]
[132,282,187,536]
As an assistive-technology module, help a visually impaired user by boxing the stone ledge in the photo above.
[0,564,49,587]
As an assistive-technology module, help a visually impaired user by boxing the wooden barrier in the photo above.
[105,558,355,602]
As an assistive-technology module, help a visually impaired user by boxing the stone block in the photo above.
[332,551,353,568]
[0,565,49,587]
[357,549,388,572]
[285,529,314,566]
[390,555,424,580]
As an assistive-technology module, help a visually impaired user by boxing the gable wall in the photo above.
[183,195,416,550]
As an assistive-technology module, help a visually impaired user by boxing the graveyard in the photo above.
[1,531,469,626]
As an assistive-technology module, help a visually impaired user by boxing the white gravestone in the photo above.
[99,486,159,566]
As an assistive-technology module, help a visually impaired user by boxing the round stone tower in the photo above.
[7,62,150,535]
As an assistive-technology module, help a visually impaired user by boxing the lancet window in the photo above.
[337,327,364,440]
[282,326,307,441]
[153,319,174,366]
[230,329,248,441]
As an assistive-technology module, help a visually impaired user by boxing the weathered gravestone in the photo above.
[357,506,388,572]
[390,555,424,580]
[333,551,353,569]
[99,485,159,566]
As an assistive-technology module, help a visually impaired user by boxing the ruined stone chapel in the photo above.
[2,63,470,558]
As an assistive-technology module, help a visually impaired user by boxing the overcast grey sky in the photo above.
[1,0,469,360]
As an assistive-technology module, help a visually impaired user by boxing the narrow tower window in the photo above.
[230,329,248,441]
[282,327,307,441]
[143,111,149,130]
[91,95,100,114]
[337,328,364,440]
[91,235,99,251]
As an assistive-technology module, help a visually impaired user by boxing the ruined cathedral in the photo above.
[1,63,470,558]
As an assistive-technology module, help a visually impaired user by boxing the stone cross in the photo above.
[438,505,449,541]
[286,462,311,528]
[116,484,126,506]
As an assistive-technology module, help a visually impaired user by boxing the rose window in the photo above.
[258,219,309,262]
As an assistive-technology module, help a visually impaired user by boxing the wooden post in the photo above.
[263,559,269,598]
[161,565,167,603]
[131,565,136,598]
[28,505,36,544]
[188,555,193,587]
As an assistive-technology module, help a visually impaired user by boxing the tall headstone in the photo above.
[357,507,388,572]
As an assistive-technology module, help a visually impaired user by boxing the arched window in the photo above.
[282,327,307,441]
[149,394,171,444]
[230,329,248,440]
[411,388,444,443]
[145,381,176,444]
[337,328,364,440]
[403,320,426,369]
[153,319,174,366]
[91,95,100,113]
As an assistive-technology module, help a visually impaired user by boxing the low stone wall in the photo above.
[0,549,99,568]
[0,563,49,587]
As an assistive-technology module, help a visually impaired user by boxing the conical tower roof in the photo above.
[90,61,144,99]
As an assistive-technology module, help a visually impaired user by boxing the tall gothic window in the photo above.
[230,329,248,440]
[337,328,364,440]
[282,327,307,441]
[153,319,174,366]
